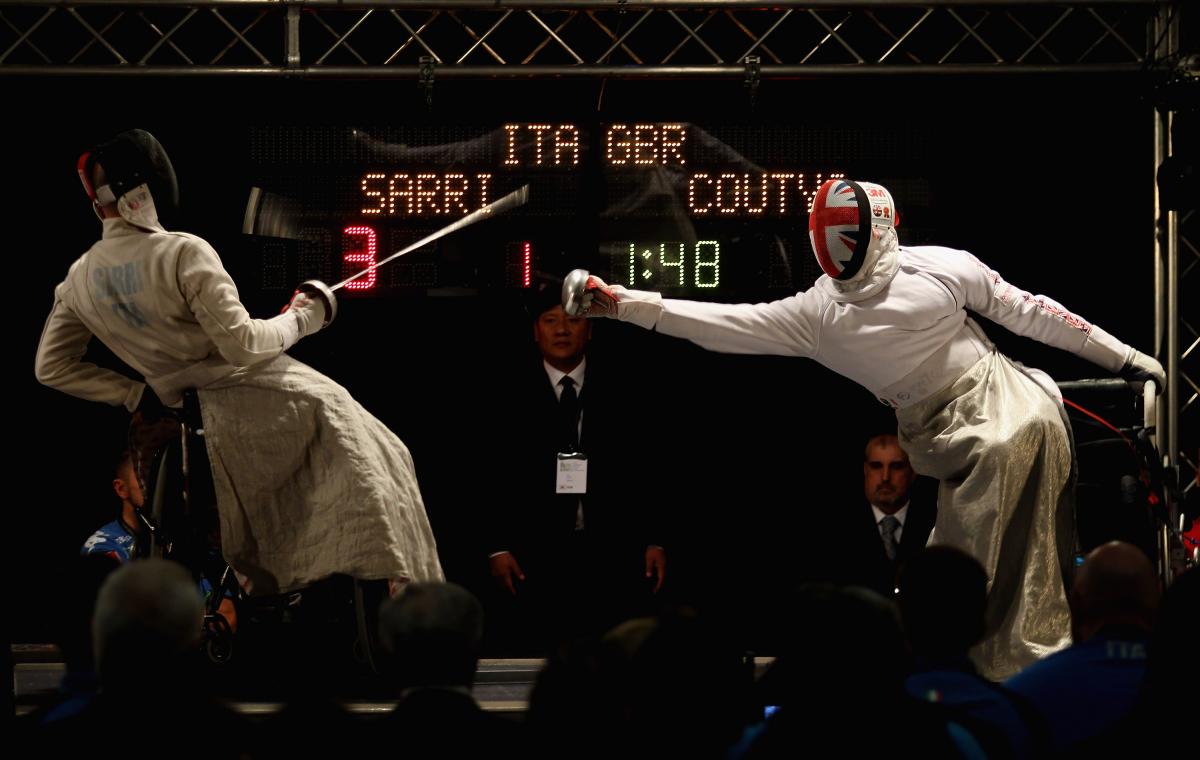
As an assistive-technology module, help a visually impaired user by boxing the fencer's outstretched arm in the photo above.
[35,296,146,412]
[581,276,822,358]
[177,239,324,365]
[926,248,1165,389]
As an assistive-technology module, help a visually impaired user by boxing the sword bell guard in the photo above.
[562,268,591,317]
[298,280,337,327]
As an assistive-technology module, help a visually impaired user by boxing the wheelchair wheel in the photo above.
[351,578,388,675]
[204,613,235,664]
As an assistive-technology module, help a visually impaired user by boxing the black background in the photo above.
[8,73,1156,646]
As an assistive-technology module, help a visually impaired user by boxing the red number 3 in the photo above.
[342,225,377,290]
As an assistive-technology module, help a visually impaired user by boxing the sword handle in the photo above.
[296,280,337,327]
[279,280,337,326]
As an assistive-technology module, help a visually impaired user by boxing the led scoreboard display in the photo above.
[245,123,852,298]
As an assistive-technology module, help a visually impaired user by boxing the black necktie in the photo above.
[559,376,579,452]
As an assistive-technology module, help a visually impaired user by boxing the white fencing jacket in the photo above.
[611,244,1134,408]
[36,217,296,409]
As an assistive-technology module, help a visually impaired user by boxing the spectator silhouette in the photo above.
[735,583,983,758]
[1006,541,1159,753]
[901,546,1050,757]
[44,558,247,756]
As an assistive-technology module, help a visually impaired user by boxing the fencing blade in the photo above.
[331,184,530,292]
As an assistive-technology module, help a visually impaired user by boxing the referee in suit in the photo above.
[483,277,666,652]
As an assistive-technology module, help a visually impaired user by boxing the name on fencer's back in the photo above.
[92,262,144,298]
[92,262,150,328]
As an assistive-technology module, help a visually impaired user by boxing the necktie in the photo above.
[879,515,901,561]
[559,376,579,452]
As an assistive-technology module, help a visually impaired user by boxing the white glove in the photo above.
[273,288,328,351]
[576,274,622,318]
[562,268,663,328]
[1121,348,1166,393]
[287,289,327,338]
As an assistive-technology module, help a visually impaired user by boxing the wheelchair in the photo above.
[128,390,387,675]
[1056,377,1194,584]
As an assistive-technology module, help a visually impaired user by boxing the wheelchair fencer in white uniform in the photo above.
[564,178,1165,680]
[36,129,444,601]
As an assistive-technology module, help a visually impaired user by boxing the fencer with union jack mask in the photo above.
[570,178,1164,680]
[36,129,443,595]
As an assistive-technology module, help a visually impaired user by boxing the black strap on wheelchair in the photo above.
[181,388,205,433]
[146,432,180,560]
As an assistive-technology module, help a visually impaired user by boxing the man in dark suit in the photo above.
[837,434,936,597]
[484,279,666,652]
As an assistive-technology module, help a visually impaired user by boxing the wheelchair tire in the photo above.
[351,578,387,675]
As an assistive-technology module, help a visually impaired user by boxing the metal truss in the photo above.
[1180,204,1197,490]
[1167,184,1198,565]
[0,1,1179,77]
[1149,2,1197,577]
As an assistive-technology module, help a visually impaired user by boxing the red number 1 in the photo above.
[342,225,377,290]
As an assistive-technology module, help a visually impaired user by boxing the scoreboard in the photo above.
[242,121,924,299]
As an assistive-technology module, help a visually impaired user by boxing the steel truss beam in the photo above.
[0,2,1177,76]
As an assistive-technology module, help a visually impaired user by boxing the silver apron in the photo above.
[196,354,444,594]
[897,350,1074,680]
